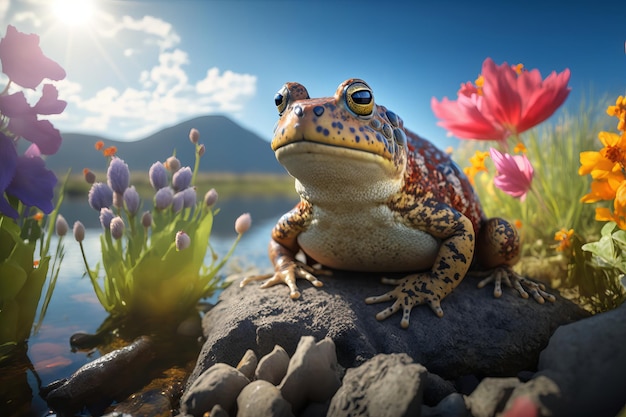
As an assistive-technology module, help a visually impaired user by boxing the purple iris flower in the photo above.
[107,157,130,194]
[0,25,66,89]
[149,161,168,190]
[0,133,56,218]
[88,182,113,211]
[172,166,192,192]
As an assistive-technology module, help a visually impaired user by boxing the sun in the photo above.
[51,0,95,25]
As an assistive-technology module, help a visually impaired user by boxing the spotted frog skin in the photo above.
[242,79,555,328]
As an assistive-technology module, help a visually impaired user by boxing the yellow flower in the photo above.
[474,74,484,95]
[513,63,524,75]
[513,142,527,154]
[464,150,490,185]
[554,228,574,252]
[581,179,618,203]
[579,130,626,194]
[595,182,626,230]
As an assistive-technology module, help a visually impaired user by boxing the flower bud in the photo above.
[182,187,196,208]
[141,211,152,228]
[154,187,174,210]
[149,161,168,190]
[73,221,85,242]
[197,144,205,157]
[235,213,252,234]
[165,156,180,172]
[172,166,192,192]
[88,182,113,211]
[107,157,130,194]
[113,191,124,209]
[189,128,200,144]
[176,231,190,251]
[110,216,125,240]
[55,214,69,237]
[99,207,114,230]
[123,186,140,215]
[204,188,218,207]
[172,191,184,213]
[83,168,96,184]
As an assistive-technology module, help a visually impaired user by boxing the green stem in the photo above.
[191,144,201,186]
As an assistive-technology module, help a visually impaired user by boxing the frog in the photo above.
[241,78,555,328]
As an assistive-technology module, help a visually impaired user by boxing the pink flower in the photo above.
[0,25,66,89]
[490,148,534,201]
[431,58,570,141]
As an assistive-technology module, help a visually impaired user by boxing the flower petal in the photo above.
[482,58,522,130]
[5,155,57,214]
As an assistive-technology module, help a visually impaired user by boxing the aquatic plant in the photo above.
[76,128,251,319]
[0,25,67,362]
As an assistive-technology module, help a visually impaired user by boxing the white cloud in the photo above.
[12,10,41,26]
[0,0,9,22]
[97,14,180,52]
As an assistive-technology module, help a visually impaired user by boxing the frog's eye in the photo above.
[274,85,290,115]
[345,82,374,116]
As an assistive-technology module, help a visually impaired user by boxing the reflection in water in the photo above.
[0,195,297,416]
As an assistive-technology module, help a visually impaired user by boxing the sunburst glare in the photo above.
[51,0,95,25]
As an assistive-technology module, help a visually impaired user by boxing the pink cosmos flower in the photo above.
[490,148,534,201]
[0,25,66,89]
[431,58,571,141]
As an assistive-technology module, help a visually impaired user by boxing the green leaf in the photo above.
[0,262,27,303]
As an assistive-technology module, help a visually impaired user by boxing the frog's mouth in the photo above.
[274,140,404,186]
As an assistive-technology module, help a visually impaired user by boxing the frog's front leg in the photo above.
[365,197,475,328]
[473,218,556,303]
[240,201,329,299]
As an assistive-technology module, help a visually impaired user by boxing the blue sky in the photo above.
[1,0,624,151]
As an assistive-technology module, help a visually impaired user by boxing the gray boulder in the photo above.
[188,271,588,387]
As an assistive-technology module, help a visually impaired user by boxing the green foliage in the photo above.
[0,178,67,363]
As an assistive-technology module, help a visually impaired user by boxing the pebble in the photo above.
[255,345,290,385]
[236,380,294,417]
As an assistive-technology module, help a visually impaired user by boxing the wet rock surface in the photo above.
[190,271,588,382]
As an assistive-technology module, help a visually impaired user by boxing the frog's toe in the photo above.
[475,266,556,303]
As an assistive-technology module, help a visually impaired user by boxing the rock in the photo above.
[209,404,229,417]
[278,336,341,414]
[236,380,294,417]
[423,372,457,405]
[518,301,626,417]
[422,393,469,417]
[327,353,426,417]
[466,377,521,417]
[504,377,558,416]
[255,345,290,385]
[188,272,588,388]
[236,349,258,381]
[180,363,249,417]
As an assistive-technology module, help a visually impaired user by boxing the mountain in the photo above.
[42,115,285,174]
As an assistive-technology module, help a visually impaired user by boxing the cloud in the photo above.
[97,14,181,52]
[12,10,41,27]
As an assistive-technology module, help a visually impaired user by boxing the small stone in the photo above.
[208,404,229,417]
[181,363,249,417]
[255,345,290,385]
[328,353,427,417]
[466,377,521,417]
[236,380,294,417]
[422,393,469,417]
[236,349,258,381]
[177,314,202,338]
[278,336,340,414]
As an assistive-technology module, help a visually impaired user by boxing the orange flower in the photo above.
[463,150,490,185]
[595,182,626,230]
[32,212,43,221]
[33,259,40,268]
[554,228,574,252]
[95,140,104,151]
[513,142,527,154]
[103,146,117,157]
[514,219,523,229]
[581,179,618,203]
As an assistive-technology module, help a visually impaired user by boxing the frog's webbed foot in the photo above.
[472,267,556,303]
[240,261,330,299]
[365,273,444,329]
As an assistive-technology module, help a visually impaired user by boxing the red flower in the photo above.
[490,148,534,201]
[431,58,570,141]
[0,25,66,89]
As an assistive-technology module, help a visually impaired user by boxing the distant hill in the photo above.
[42,115,285,174]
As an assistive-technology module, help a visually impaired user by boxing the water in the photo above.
[0,195,297,416]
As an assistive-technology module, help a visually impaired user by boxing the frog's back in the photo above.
[400,125,485,232]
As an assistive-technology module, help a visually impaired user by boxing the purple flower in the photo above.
[172,191,184,213]
[189,128,200,144]
[0,90,64,155]
[110,216,125,240]
[154,187,174,210]
[0,132,57,217]
[88,182,113,211]
[204,188,218,207]
[123,186,140,215]
[141,211,152,228]
[107,157,130,194]
[73,221,85,242]
[149,161,168,190]
[175,231,190,251]
[55,214,68,237]
[182,187,196,208]
[235,213,252,234]
[172,166,192,192]
[0,25,66,89]
[99,207,114,230]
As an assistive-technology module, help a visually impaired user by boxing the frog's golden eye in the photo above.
[345,82,374,116]
[274,85,290,115]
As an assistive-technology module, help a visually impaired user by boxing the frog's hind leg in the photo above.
[472,217,555,303]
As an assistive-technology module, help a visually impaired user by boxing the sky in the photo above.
[0,0,624,151]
